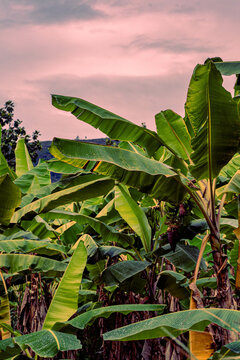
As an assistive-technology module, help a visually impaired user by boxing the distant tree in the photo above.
[0,100,42,168]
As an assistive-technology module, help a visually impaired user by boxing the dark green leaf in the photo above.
[52,94,163,156]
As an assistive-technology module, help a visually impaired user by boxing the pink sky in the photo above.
[0,0,239,140]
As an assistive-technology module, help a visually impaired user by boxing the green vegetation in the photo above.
[1,58,240,359]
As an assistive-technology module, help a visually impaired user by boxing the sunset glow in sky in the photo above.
[0,0,239,140]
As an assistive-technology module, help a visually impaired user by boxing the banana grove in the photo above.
[1,57,240,359]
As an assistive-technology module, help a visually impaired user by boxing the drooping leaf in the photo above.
[155,109,192,161]
[115,184,151,252]
[0,174,21,225]
[103,308,240,341]
[50,138,186,203]
[186,62,240,180]
[54,304,166,331]
[52,94,163,156]
[11,177,114,223]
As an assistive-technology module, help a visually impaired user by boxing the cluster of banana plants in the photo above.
[1,57,240,359]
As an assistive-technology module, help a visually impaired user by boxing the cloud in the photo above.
[126,35,217,54]
[0,0,105,27]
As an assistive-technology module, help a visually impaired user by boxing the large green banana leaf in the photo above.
[103,308,240,341]
[52,94,163,156]
[115,184,151,252]
[0,174,21,225]
[50,138,186,203]
[185,61,240,180]
[11,177,114,223]
[42,210,134,247]
[43,241,87,329]
[15,138,33,177]
[0,254,66,275]
[54,304,165,331]
[0,330,81,359]
[155,109,192,161]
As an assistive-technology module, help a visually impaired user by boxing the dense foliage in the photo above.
[1,58,240,360]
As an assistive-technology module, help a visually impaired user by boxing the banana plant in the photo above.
[50,58,240,358]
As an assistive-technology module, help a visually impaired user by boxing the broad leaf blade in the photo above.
[52,94,162,156]
[50,138,186,203]
[186,62,240,180]
[103,308,240,341]
[62,304,165,331]
[43,241,87,329]
[115,184,151,252]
